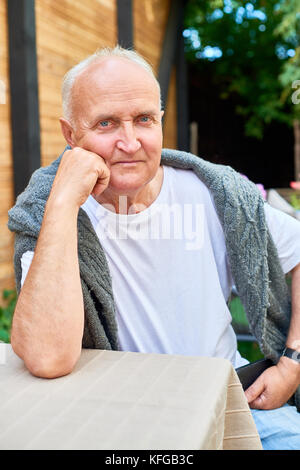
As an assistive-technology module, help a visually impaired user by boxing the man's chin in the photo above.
[107,182,147,196]
[108,172,153,193]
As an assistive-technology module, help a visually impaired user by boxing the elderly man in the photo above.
[8,46,300,449]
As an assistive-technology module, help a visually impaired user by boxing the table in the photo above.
[0,344,262,450]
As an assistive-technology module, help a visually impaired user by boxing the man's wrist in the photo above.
[282,347,300,364]
[46,192,80,214]
[279,349,300,383]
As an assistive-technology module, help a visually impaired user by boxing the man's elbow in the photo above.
[11,339,80,379]
[25,355,78,379]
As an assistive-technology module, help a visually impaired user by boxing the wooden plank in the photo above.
[163,68,177,149]
[0,239,13,257]
[0,0,14,291]
[35,12,116,52]
[37,0,116,29]
[0,263,14,282]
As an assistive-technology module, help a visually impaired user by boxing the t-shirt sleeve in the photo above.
[20,251,35,287]
[264,202,300,274]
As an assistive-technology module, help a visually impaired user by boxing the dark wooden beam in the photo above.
[157,0,181,111]
[117,0,134,49]
[7,0,41,197]
[176,3,190,152]
[158,0,190,151]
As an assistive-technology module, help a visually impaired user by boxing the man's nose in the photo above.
[116,123,141,154]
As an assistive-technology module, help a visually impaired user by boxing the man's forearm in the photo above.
[11,197,84,378]
[246,262,300,409]
[279,261,300,382]
[286,262,300,352]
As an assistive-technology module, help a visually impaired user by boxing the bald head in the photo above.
[62,46,162,123]
[68,57,161,129]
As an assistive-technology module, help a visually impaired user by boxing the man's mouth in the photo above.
[114,161,143,166]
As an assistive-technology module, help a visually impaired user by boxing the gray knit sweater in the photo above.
[8,147,299,410]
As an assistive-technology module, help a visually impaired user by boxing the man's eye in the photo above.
[139,116,151,123]
[99,120,110,127]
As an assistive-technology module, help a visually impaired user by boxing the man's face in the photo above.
[65,57,163,196]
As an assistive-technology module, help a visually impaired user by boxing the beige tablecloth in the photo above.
[0,344,262,450]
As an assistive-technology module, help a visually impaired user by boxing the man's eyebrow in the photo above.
[90,109,160,127]
[90,114,119,125]
[136,109,160,116]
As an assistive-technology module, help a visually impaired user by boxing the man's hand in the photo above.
[50,147,111,208]
[245,356,300,409]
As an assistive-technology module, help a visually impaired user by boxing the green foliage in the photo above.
[277,0,300,119]
[229,295,264,362]
[290,192,300,209]
[237,340,264,362]
[184,0,300,138]
[229,296,249,327]
[0,289,17,343]
[274,0,300,40]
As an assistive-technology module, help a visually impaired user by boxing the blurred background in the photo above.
[184,0,300,189]
[0,0,299,360]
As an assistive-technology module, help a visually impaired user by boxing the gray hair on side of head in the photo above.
[61,45,162,122]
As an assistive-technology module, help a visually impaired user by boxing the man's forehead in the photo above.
[74,57,158,94]
[71,57,160,120]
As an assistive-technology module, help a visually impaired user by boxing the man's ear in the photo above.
[59,117,76,147]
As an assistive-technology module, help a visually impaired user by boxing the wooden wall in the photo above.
[0,0,14,297]
[0,0,177,296]
[35,0,118,167]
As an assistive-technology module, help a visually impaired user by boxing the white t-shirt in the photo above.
[20,166,300,367]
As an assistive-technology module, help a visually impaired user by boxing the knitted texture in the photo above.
[7,146,299,410]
